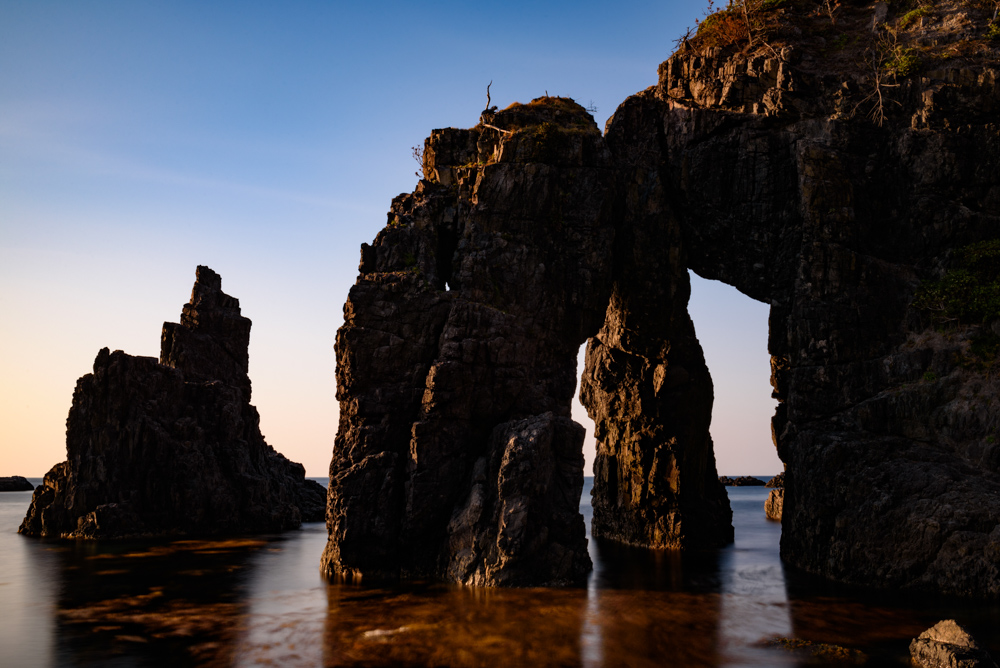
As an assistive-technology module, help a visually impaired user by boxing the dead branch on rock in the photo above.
[853,26,903,126]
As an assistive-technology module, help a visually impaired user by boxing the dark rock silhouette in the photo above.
[0,476,33,492]
[19,266,325,539]
[582,96,733,547]
[323,98,617,585]
[600,15,1000,595]
[329,3,1000,595]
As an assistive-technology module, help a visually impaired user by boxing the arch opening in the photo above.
[687,272,781,479]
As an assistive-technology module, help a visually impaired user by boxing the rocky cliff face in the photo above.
[597,0,1000,596]
[19,267,325,539]
[328,0,1000,596]
[323,98,615,585]
[580,92,734,550]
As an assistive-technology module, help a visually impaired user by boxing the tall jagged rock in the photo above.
[322,98,614,585]
[581,91,733,550]
[594,0,1000,596]
[19,266,325,539]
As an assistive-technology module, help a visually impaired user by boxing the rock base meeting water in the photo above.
[19,266,325,540]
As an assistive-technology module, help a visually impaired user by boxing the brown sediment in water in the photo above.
[15,489,1000,667]
[759,636,867,665]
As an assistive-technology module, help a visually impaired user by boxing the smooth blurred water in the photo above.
[0,480,56,668]
[3,478,1000,667]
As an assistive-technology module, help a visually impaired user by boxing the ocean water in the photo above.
[2,478,1000,667]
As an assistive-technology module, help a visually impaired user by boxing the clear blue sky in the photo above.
[0,0,779,477]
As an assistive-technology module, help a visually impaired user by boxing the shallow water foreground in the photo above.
[3,480,1000,667]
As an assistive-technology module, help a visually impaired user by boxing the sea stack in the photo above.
[19,266,325,539]
[323,98,614,586]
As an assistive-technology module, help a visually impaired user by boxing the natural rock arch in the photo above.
[597,47,1000,597]
[325,42,1000,596]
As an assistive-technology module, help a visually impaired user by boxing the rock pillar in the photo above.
[19,266,325,539]
[322,98,615,585]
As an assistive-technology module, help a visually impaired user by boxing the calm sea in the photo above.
[2,478,1000,667]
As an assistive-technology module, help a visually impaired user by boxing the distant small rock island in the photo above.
[0,476,33,492]
[719,476,766,487]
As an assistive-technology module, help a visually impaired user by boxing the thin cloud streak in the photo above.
[0,121,377,215]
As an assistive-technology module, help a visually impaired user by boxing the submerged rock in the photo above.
[0,476,33,492]
[910,620,997,668]
[760,637,865,665]
[19,266,325,539]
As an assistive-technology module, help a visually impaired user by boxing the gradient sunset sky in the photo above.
[0,0,780,477]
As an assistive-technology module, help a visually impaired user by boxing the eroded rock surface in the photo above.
[910,620,998,668]
[19,266,325,539]
[581,95,733,548]
[766,489,784,522]
[596,0,1000,596]
[323,98,613,586]
[328,2,1000,596]
[766,473,785,521]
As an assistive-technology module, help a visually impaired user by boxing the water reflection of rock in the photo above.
[591,590,723,667]
[715,488,795,666]
[586,538,724,667]
[781,572,988,664]
[51,538,265,666]
[322,584,588,666]
[591,537,725,592]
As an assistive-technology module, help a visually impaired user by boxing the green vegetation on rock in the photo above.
[988,18,1000,41]
[886,46,922,75]
[914,239,1000,325]
[898,6,930,29]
